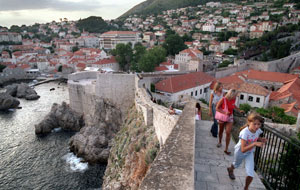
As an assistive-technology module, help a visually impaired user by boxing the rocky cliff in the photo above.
[35,102,85,134]
[102,106,159,190]
[69,98,123,163]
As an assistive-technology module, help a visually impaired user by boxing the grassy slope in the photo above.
[119,0,202,18]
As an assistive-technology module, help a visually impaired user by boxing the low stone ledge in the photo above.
[139,100,196,190]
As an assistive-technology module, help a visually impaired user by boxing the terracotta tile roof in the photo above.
[160,60,172,66]
[235,69,298,83]
[76,63,86,68]
[93,56,117,65]
[218,75,244,84]
[179,48,202,58]
[223,82,270,96]
[19,64,30,69]
[155,71,215,93]
[102,31,137,35]
[155,66,168,71]
[280,102,297,113]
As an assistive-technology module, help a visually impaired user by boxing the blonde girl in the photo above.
[227,112,267,190]
[208,82,224,137]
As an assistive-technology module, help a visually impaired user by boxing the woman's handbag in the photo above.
[215,98,229,122]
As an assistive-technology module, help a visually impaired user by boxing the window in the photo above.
[204,87,208,93]
[240,94,244,100]
[191,91,193,96]
[248,96,253,102]
[256,97,260,103]
[200,89,202,94]
[195,90,198,96]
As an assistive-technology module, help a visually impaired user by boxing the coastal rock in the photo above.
[5,84,18,97]
[5,83,40,100]
[69,98,122,163]
[0,93,20,111]
[35,102,84,135]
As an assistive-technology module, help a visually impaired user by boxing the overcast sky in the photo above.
[0,0,145,28]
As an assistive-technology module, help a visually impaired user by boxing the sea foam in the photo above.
[62,152,88,172]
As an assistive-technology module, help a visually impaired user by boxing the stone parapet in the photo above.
[135,88,179,145]
[140,100,196,190]
[68,71,98,81]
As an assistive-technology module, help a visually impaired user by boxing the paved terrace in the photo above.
[195,120,266,190]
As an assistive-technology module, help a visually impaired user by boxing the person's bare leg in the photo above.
[224,122,233,152]
[218,122,225,144]
[244,176,253,190]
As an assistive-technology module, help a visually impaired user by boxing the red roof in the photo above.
[235,69,298,83]
[160,60,172,66]
[155,71,215,93]
[93,56,117,65]
[179,48,202,58]
[76,63,86,68]
[102,31,137,35]
[155,66,168,71]
[19,64,30,69]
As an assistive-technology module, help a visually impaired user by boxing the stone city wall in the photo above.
[96,73,136,117]
[135,87,179,145]
[140,100,196,190]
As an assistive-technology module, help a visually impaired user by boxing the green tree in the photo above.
[58,65,63,72]
[72,46,79,53]
[9,25,22,33]
[138,46,166,72]
[112,43,133,71]
[163,34,187,56]
[76,16,116,33]
[270,40,291,59]
[0,64,6,72]
[182,33,193,42]
[218,60,233,68]
[218,31,238,42]
[223,48,237,55]
[133,43,146,63]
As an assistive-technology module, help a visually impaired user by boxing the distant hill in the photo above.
[119,0,220,19]
[76,16,116,33]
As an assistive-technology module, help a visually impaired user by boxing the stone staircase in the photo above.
[194,120,266,190]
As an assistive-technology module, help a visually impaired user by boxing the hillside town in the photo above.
[0,1,300,118]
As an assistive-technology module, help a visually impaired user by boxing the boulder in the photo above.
[0,93,20,111]
[69,98,122,163]
[4,84,18,96]
[5,83,40,100]
[35,102,84,135]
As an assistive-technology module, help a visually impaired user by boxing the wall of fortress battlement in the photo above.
[135,87,179,145]
[68,72,191,146]
[68,72,196,189]
[68,72,136,119]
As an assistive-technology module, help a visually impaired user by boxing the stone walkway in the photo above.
[195,120,266,190]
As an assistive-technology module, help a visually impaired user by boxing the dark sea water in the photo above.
[0,82,105,190]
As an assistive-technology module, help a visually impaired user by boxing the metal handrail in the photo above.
[254,124,300,190]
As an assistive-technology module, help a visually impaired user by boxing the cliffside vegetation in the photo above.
[102,106,159,190]
[119,0,239,19]
[239,23,300,60]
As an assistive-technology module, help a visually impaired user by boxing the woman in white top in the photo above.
[209,82,224,137]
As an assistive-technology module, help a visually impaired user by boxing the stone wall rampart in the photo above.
[68,71,98,81]
[135,87,179,145]
[140,100,196,190]
[96,73,135,117]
